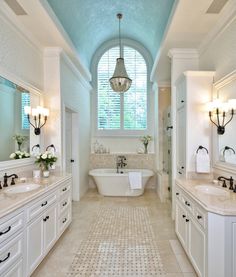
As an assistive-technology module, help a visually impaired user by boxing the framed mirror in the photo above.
[213,70,236,172]
[0,71,41,170]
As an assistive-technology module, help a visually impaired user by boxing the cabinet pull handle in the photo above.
[178,171,182,175]
[62,218,67,224]
[182,215,186,218]
[186,219,189,222]
[197,215,202,219]
[62,187,67,192]
[176,193,179,196]
[41,201,48,207]
[43,216,49,222]
[181,166,184,169]
[62,201,67,207]
[0,252,10,263]
[0,226,11,236]
[185,201,190,207]
[181,100,184,103]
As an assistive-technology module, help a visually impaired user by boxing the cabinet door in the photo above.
[3,259,23,277]
[176,201,188,250]
[26,215,44,275]
[43,204,57,254]
[176,105,186,176]
[188,217,206,277]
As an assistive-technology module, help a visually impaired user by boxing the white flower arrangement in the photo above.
[140,135,152,145]
[35,151,57,171]
[9,151,30,159]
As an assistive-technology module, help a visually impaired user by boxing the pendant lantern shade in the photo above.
[109,13,132,93]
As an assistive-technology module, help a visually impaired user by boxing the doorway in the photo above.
[64,107,80,201]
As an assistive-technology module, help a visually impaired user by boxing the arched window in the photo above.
[97,45,148,133]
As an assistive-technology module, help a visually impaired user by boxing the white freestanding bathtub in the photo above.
[89,168,154,196]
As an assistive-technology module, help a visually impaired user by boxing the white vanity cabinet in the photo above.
[175,183,236,277]
[26,201,57,275]
[175,187,206,277]
[0,175,72,277]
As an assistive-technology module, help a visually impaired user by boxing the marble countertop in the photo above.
[0,172,71,219]
[176,178,236,216]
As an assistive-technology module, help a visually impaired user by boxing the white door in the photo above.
[43,204,57,254]
[65,110,73,174]
[176,201,188,251]
[26,216,44,275]
[188,217,206,277]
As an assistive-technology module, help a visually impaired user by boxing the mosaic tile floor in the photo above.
[67,207,165,276]
[32,189,197,277]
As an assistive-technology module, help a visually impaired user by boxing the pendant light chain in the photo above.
[118,14,122,58]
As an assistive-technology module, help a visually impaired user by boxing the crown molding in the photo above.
[168,48,199,59]
[198,0,236,56]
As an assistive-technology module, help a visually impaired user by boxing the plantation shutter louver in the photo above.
[21,92,30,130]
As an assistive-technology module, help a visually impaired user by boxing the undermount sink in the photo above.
[195,185,229,196]
[4,183,40,194]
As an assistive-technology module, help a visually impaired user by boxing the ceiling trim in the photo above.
[150,0,179,82]
[39,0,91,82]
[168,48,199,59]
[198,0,236,56]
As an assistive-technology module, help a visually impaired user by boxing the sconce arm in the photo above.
[223,110,234,127]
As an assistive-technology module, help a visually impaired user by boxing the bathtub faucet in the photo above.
[116,155,127,173]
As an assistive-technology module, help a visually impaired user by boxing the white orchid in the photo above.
[9,151,30,159]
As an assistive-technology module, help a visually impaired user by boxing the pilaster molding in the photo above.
[168,48,199,60]
[44,47,92,92]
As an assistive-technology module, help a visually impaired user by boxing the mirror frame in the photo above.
[0,67,42,171]
[213,70,236,173]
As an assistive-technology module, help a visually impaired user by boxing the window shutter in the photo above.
[97,47,120,130]
[21,92,30,130]
[123,47,147,130]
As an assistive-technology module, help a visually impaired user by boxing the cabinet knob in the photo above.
[182,215,186,218]
[197,215,202,220]
[181,100,184,103]
[176,192,179,196]
[63,201,67,207]
[62,187,67,192]
[70,159,75,163]
[186,219,189,222]
[43,216,49,222]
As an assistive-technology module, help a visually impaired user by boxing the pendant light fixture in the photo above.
[109,13,132,93]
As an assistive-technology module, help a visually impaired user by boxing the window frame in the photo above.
[91,39,153,137]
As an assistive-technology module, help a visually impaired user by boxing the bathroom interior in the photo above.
[0,0,236,276]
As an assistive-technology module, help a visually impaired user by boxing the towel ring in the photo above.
[196,145,208,154]
[32,144,40,151]
[223,146,235,156]
[46,144,56,152]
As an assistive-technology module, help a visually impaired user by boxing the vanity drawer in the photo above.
[0,233,23,275]
[58,193,71,216]
[3,259,23,277]
[27,193,57,222]
[58,207,71,236]
[0,213,23,245]
[181,194,194,214]
[194,206,206,229]
[59,182,71,198]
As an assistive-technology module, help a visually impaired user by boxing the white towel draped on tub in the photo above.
[196,151,210,173]
[128,172,142,189]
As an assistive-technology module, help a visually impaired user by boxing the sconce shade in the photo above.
[208,99,234,135]
[109,58,132,93]
[24,106,49,135]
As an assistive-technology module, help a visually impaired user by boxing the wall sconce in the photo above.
[208,99,236,135]
[24,106,49,135]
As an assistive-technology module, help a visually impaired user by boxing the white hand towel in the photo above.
[128,172,142,189]
[225,154,236,165]
[196,152,210,173]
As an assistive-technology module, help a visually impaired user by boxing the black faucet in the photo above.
[3,173,18,187]
[116,156,127,173]
[218,176,234,190]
